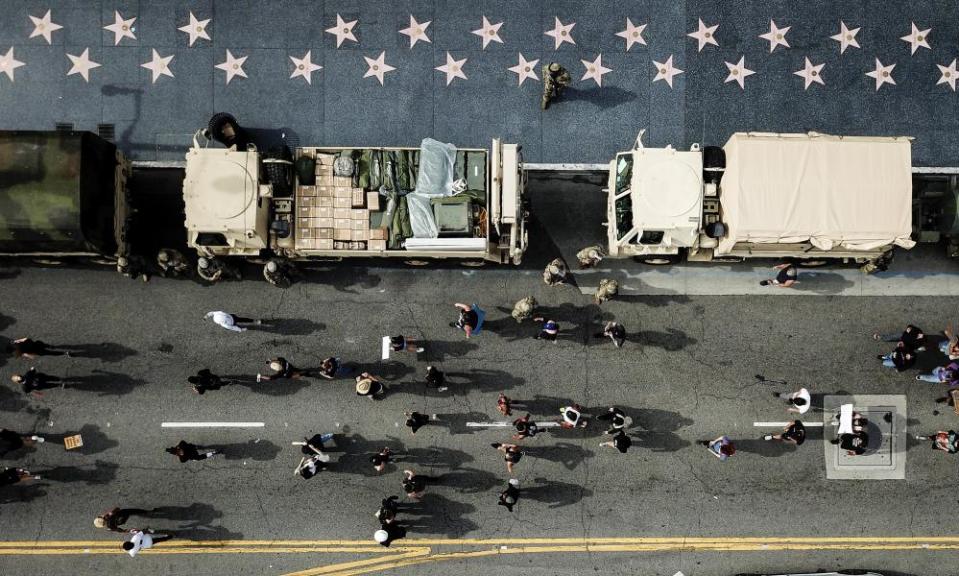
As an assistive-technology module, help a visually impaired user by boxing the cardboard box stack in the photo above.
[294,182,336,250]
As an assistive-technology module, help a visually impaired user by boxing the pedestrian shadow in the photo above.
[432,467,500,494]
[143,503,245,540]
[403,493,478,536]
[734,439,798,457]
[226,374,313,396]
[38,460,119,484]
[301,266,381,294]
[370,362,417,383]
[0,385,28,412]
[253,319,326,336]
[632,407,694,433]
[633,328,697,351]
[59,342,138,363]
[64,371,147,396]
[791,272,856,295]
[213,440,282,461]
[0,483,46,504]
[423,340,480,362]
[632,431,691,452]
[610,294,692,307]
[0,313,14,332]
[523,477,592,508]
[561,86,636,110]
[39,425,119,457]
[395,369,526,398]
[0,267,21,280]
[430,412,494,435]
[330,433,474,475]
[524,443,594,470]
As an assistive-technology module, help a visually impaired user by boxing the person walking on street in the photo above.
[498,479,520,512]
[511,296,537,323]
[257,357,309,382]
[776,388,811,414]
[873,324,927,352]
[916,361,959,384]
[533,317,560,342]
[594,321,626,348]
[123,528,171,557]
[318,357,348,380]
[371,447,393,473]
[188,369,229,395]
[204,311,261,332]
[405,412,434,435]
[0,467,39,486]
[541,63,571,109]
[11,368,61,396]
[512,413,539,440]
[593,278,619,305]
[94,508,147,532]
[491,443,523,474]
[165,440,218,463]
[451,303,483,338]
[356,373,386,400]
[7,337,68,358]
[600,430,632,453]
[878,348,916,372]
[497,393,513,417]
[576,245,605,269]
[700,436,735,461]
[597,407,628,435]
[425,366,447,392]
[402,469,427,500]
[939,326,959,360]
[763,420,806,445]
[542,258,568,286]
[375,495,399,525]
[918,430,959,454]
[759,262,798,287]
[0,428,44,456]
[389,335,424,354]
[559,404,587,429]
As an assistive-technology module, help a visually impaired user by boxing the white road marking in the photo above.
[754,421,824,427]
[466,421,561,428]
[161,422,265,428]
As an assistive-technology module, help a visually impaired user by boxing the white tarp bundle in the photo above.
[716,132,916,255]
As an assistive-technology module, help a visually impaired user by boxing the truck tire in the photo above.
[262,146,294,198]
[635,254,680,266]
[797,259,830,268]
[460,260,486,268]
[703,145,725,185]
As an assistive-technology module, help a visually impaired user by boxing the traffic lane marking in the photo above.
[754,421,825,427]
[282,548,432,576]
[161,422,265,428]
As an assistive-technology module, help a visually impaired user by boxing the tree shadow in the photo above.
[0,267,21,280]
[432,467,500,494]
[40,425,119,457]
[734,439,799,457]
[524,443,594,470]
[38,460,119,484]
[561,86,636,110]
[523,477,592,508]
[633,328,697,351]
[253,319,325,336]
[59,342,138,363]
[213,439,282,461]
[65,371,147,396]
[402,493,478,536]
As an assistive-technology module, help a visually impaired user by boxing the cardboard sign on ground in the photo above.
[63,435,83,450]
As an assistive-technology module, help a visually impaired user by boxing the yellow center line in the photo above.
[282,548,432,576]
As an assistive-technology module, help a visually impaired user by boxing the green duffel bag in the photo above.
[295,156,316,185]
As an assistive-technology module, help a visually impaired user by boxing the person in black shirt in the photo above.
[878,348,916,372]
[492,443,523,473]
[594,322,627,348]
[837,431,869,455]
[188,369,228,394]
[425,366,447,392]
[7,338,68,358]
[0,467,37,486]
[763,420,806,445]
[873,324,927,352]
[405,412,432,435]
[512,414,539,440]
[498,479,520,512]
[759,262,798,287]
[371,447,392,473]
[11,368,60,396]
[402,470,426,499]
[597,407,628,435]
[600,430,632,453]
[375,495,399,524]
[451,303,480,337]
[318,357,343,380]
[165,440,218,463]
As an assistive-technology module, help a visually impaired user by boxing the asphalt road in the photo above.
[0,244,958,576]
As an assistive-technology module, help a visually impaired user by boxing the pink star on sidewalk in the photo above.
[865,58,896,91]
[724,56,754,90]
[472,16,504,50]
[435,52,467,86]
[615,18,646,52]
[688,19,719,52]
[399,15,431,48]
[104,10,136,46]
[793,57,825,90]
[652,55,682,88]
[363,51,395,86]
[830,21,860,55]
[545,17,576,50]
[900,22,931,55]
[507,53,539,86]
[580,54,612,87]
[28,10,63,45]
[759,20,790,53]
[326,14,358,48]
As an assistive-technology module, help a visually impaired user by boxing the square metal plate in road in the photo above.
[823,395,906,480]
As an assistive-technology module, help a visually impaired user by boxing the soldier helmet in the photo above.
[198,257,210,270]
[117,256,128,267]
[374,529,389,543]
[266,261,278,273]
[157,251,169,263]
[93,517,106,528]
[548,63,562,73]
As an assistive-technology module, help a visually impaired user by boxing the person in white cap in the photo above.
[204,311,261,333]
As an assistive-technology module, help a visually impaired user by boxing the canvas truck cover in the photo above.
[716,132,915,256]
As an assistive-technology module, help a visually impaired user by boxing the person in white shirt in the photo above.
[122,528,170,557]
[777,387,811,414]
[204,311,261,333]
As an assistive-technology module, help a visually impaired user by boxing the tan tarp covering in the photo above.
[717,132,915,256]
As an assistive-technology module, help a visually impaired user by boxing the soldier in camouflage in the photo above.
[541,63,572,110]
[157,248,189,278]
[542,257,568,286]
[594,278,619,305]
[576,245,605,269]
[511,296,537,323]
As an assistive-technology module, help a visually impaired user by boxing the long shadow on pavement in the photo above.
[213,440,282,461]
[250,318,325,336]
[403,493,478,537]
[65,371,148,396]
[60,342,138,362]
[523,477,593,508]
[226,374,313,396]
[144,503,245,540]
[328,433,474,475]
[524,443,594,470]
[38,460,119,484]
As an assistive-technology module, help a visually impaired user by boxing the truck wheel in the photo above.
[837,571,871,575]
[461,260,485,268]
[403,259,430,267]
[635,255,678,266]
[797,259,829,268]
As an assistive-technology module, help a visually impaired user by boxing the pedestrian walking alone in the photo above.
[188,369,229,395]
[123,528,171,557]
[165,440,218,463]
[11,368,61,396]
[0,467,38,486]
[594,321,626,348]
[919,430,959,454]
[599,430,632,454]
[559,404,587,429]
[355,373,386,400]
[700,436,735,461]
[541,63,571,109]
[597,407,628,435]
[0,428,44,456]
[389,335,424,354]
[512,413,539,440]
[775,387,811,414]
[204,311,260,332]
[257,357,309,382]
[405,412,434,435]
[542,258,568,286]
[371,447,393,473]
[425,366,447,392]
[498,479,520,512]
[402,469,427,500]
[759,262,797,287]
[763,420,806,445]
[491,443,523,473]
[7,337,67,358]
[94,508,147,532]
[451,303,484,338]
[533,317,560,342]
[497,393,513,417]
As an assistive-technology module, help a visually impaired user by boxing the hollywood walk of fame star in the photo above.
[724,56,754,89]
[215,50,248,84]
[472,16,503,50]
[290,51,322,85]
[326,14,358,48]
[104,10,136,46]
[178,12,211,47]
[652,55,682,88]
[363,51,395,86]
[435,52,467,86]
[865,58,896,91]
[794,57,825,90]
[507,53,539,86]
[688,18,718,52]
[615,18,646,52]
[545,17,576,50]
[900,22,931,55]
[399,15,431,48]
[0,47,25,82]
[141,48,174,84]
[937,59,958,91]
[580,54,612,87]
[830,21,860,55]
[29,10,63,45]
[66,48,100,82]
[759,20,790,53]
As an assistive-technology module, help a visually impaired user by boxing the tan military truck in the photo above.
[606,132,916,266]
[183,128,526,277]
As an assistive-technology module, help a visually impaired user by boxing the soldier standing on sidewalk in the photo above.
[541,63,571,110]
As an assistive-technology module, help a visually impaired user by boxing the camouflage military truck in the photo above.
[0,130,130,260]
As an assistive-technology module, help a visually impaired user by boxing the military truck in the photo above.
[183,122,527,279]
[606,132,920,266]
[0,130,130,260]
